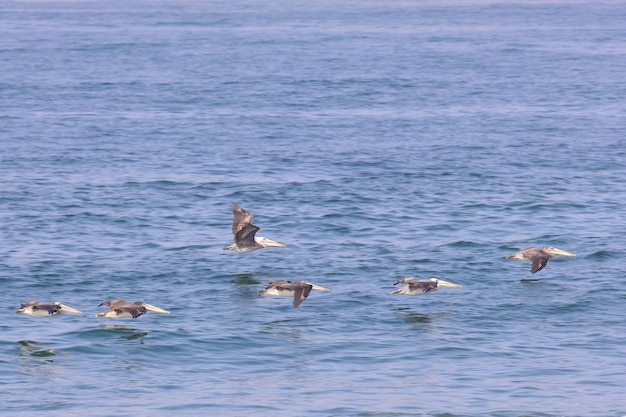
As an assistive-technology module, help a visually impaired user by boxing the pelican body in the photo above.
[506,246,576,274]
[391,277,462,295]
[97,299,170,319]
[259,280,329,308]
[15,301,81,316]
[223,204,286,252]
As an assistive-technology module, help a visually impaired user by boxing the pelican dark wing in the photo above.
[291,283,313,308]
[531,253,549,274]
[235,223,261,250]
[231,204,254,236]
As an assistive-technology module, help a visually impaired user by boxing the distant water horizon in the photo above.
[1,1,626,416]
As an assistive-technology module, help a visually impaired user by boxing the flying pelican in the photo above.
[391,277,462,295]
[223,204,286,252]
[97,299,170,319]
[259,280,329,308]
[15,301,81,316]
[506,246,576,274]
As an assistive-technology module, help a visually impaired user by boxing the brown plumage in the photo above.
[223,204,286,252]
[15,301,81,316]
[97,299,170,319]
[506,246,576,274]
[391,277,461,295]
[258,280,329,308]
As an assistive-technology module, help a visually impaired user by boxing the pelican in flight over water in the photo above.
[506,246,576,274]
[391,277,462,295]
[259,280,329,308]
[97,299,170,319]
[223,204,286,252]
[15,301,81,316]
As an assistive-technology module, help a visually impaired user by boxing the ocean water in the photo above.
[1,1,626,416]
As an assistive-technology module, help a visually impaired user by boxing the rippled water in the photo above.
[2,1,626,416]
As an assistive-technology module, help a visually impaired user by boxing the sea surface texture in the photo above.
[1,1,625,416]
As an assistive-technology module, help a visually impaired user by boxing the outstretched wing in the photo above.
[33,303,60,315]
[118,307,144,319]
[423,281,439,293]
[235,224,260,247]
[230,204,255,237]
[292,284,313,308]
[530,256,549,274]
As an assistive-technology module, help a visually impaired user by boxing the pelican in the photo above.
[15,301,81,316]
[391,277,462,295]
[223,204,286,252]
[97,299,170,319]
[259,280,329,308]
[506,246,576,274]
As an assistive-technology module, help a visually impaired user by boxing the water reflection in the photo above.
[396,307,434,326]
[101,324,148,342]
[262,319,305,340]
[520,278,541,283]
[16,340,67,375]
[229,273,282,305]
[18,340,56,359]
[229,273,261,286]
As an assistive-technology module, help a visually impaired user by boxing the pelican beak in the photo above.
[143,303,170,314]
[310,284,330,291]
[59,304,82,314]
[437,280,462,288]
[552,248,576,257]
[263,238,286,248]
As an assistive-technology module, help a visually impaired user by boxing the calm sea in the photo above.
[1,1,625,416]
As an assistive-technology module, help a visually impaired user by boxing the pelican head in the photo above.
[255,237,286,248]
[437,280,461,288]
[56,303,82,313]
[542,246,576,257]
[308,283,330,291]
[140,302,171,314]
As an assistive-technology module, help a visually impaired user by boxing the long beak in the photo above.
[310,284,330,291]
[59,304,82,314]
[143,303,170,314]
[438,280,462,288]
[264,238,286,248]
[552,248,576,257]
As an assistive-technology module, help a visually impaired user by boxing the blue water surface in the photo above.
[1,1,626,416]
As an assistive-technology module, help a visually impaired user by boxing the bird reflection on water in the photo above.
[396,308,434,326]
[16,340,66,376]
[229,273,262,287]
[101,324,148,342]
[18,340,57,358]
[262,319,305,340]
